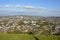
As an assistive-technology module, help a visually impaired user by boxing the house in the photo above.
[31,21,37,24]
[51,26,60,35]
[55,26,60,32]
[23,21,29,24]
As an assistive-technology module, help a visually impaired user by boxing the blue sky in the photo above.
[0,0,60,16]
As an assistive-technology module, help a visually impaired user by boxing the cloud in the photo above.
[49,10,60,14]
[45,10,60,17]
[23,6,47,10]
[0,10,38,13]
[0,5,47,10]
[4,5,11,8]
[15,5,21,8]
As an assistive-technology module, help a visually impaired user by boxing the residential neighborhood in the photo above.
[0,15,60,35]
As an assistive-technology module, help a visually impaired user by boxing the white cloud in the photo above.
[15,5,21,8]
[23,6,47,10]
[49,10,60,14]
[4,5,10,8]
[0,5,47,10]
[23,6,34,9]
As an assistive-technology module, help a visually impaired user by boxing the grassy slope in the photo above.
[35,35,60,40]
[0,33,35,40]
[0,33,60,40]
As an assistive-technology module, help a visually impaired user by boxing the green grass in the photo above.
[0,33,35,40]
[0,33,60,40]
[35,35,60,40]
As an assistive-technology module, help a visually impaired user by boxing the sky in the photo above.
[0,0,60,16]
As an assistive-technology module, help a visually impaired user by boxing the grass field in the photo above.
[0,33,60,40]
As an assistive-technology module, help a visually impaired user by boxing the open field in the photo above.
[0,33,60,40]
